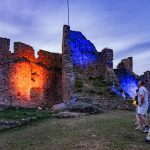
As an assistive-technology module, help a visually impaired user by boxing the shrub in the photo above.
[75,80,83,88]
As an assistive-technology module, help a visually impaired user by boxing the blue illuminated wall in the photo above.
[115,70,138,98]
[68,29,138,98]
[69,31,98,66]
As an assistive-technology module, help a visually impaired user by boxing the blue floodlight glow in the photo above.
[111,84,121,96]
[69,31,98,66]
[115,71,138,98]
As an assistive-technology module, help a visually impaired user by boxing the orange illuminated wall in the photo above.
[9,61,52,107]
[0,37,62,108]
[30,63,50,102]
[14,42,37,62]
[9,61,31,101]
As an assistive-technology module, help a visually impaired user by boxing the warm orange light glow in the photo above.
[10,62,31,100]
[31,63,47,89]
[15,49,37,62]
[9,61,50,103]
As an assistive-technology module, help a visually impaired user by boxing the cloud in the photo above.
[0,22,21,35]
[115,41,150,58]
[114,50,150,75]
[113,41,150,74]
[0,0,149,75]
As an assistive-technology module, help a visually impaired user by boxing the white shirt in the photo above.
[138,86,149,106]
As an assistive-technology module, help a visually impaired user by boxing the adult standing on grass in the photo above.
[133,89,142,129]
[137,81,149,133]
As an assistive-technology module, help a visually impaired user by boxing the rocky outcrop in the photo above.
[117,57,133,72]
[52,98,104,114]
[52,96,135,114]
[72,96,134,111]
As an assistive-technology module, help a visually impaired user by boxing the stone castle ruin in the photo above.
[0,25,149,108]
[0,39,62,107]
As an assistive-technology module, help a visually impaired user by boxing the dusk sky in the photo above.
[0,0,150,75]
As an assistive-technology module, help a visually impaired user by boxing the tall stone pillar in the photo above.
[62,25,75,101]
[100,48,119,84]
[100,48,113,69]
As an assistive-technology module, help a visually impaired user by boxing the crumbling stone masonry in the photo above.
[114,57,139,98]
[62,25,119,101]
[0,25,150,108]
[62,25,150,100]
[0,38,62,108]
[117,57,133,72]
[62,25,76,101]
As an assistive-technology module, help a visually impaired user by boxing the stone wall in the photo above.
[37,50,61,69]
[99,48,118,83]
[76,96,134,111]
[61,25,121,103]
[140,71,150,92]
[0,62,11,106]
[0,25,149,108]
[0,37,62,108]
[0,38,11,59]
[100,48,113,69]
[117,57,133,72]
[0,38,10,53]
[69,30,101,79]
[115,57,139,98]
[62,25,75,101]
[14,42,37,62]
[67,28,117,81]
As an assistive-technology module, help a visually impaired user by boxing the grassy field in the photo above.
[0,108,52,120]
[0,110,150,150]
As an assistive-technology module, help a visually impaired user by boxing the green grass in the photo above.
[76,77,120,99]
[75,79,83,88]
[75,79,83,92]
[0,110,149,150]
[0,108,52,120]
